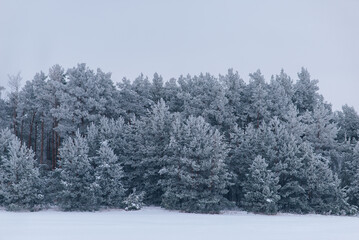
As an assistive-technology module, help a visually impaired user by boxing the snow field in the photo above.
[1,207,359,240]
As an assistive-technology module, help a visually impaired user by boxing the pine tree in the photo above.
[346,142,359,207]
[302,103,338,155]
[220,69,246,130]
[293,68,321,114]
[244,70,270,127]
[277,138,309,213]
[177,73,229,131]
[228,123,259,204]
[0,128,15,162]
[242,155,280,214]
[57,131,99,211]
[150,73,165,103]
[139,99,173,204]
[163,77,182,113]
[303,143,352,214]
[95,141,125,208]
[335,104,359,143]
[267,70,293,120]
[0,138,43,211]
[160,116,231,213]
[117,74,153,119]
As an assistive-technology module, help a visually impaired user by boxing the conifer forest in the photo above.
[1,64,359,215]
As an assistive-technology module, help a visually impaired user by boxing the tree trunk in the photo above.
[52,125,55,169]
[34,121,38,159]
[20,114,24,145]
[40,118,44,164]
[28,112,36,149]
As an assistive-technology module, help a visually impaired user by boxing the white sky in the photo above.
[0,0,358,111]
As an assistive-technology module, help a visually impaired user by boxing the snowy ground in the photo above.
[0,207,358,240]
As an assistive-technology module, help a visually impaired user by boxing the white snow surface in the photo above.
[0,207,358,240]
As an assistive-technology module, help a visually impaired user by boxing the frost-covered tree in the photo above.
[242,155,280,214]
[346,143,359,206]
[0,138,43,211]
[267,70,293,120]
[160,116,231,213]
[0,128,15,162]
[293,68,321,114]
[0,94,10,129]
[228,123,260,203]
[336,104,359,143]
[139,99,173,204]
[94,141,125,208]
[228,117,298,205]
[277,138,309,213]
[86,117,144,194]
[150,73,165,103]
[348,168,359,209]
[177,73,229,131]
[57,131,99,211]
[117,74,153,119]
[7,72,22,138]
[220,69,246,129]
[243,70,270,128]
[302,103,338,154]
[282,103,305,142]
[302,143,352,214]
[163,78,183,113]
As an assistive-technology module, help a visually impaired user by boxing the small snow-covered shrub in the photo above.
[123,189,145,211]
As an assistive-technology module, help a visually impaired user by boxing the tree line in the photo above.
[0,64,359,214]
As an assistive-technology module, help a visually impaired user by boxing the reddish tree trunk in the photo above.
[40,119,44,164]
[34,121,38,159]
[28,112,36,149]
[20,117,24,145]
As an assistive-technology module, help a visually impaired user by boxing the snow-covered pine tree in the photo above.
[302,142,353,214]
[345,142,359,207]
[139,99,173,204]
[160,116,231,213]
[117,74,153,120]
[335,104,359,143]
[177,73,229,131]
[227,123,259,204]
[242,155,280,214]
[94,141,125,208]
[220,69,246,131]
[0,138,43,211]
[277,136,309,213]
[302,103,338,155]
[293,68,321,114]
[57,131,99,211]
[243,70,270,128]
[150,73,165,103]
[163,77,182,113]
[0,128,15,161]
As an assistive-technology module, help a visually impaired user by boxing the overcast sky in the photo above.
[0,0,358,111]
